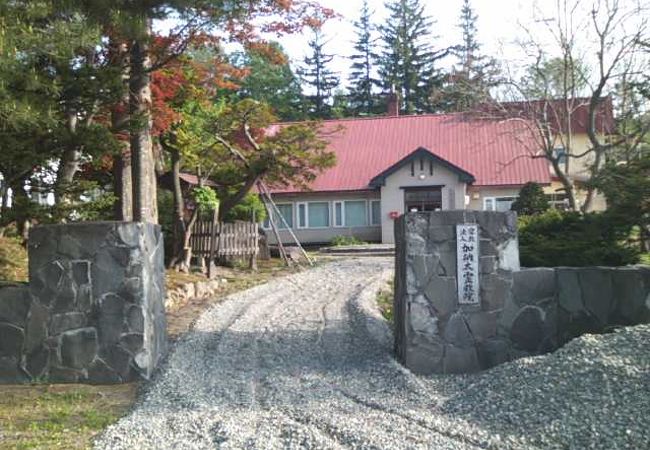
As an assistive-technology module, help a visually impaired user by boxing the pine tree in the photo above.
[348,0,380,116]
[378,0,445,114]
[235,43,306,121]
[300,29,340,119]
[441,0,498,111]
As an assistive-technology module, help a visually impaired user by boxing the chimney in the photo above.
[387,92,400,117]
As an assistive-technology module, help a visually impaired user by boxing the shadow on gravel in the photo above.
[168,322,650,449]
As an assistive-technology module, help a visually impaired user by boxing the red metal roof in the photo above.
[270,113,553,194]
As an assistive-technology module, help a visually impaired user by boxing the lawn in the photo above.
[0,384,137,449]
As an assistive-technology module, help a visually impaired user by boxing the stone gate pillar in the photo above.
[20,222,167,383]
[394,211,519,374]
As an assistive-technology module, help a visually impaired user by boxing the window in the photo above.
[308,202,330,228]
[296,202,330,229]
[554,147,568,168]
[334,201,343,227]
[546,193,570,211]
[484,196,517,212]
[370,200,381,226]
[554,147,567,164]
[297,203,307,228]
[263,203,293,229]
[344,200,367,227]
[333,200,371,228]
[276,204,293,228]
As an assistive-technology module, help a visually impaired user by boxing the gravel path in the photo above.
[95,258,650,450]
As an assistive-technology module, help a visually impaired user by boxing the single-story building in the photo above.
[264,100,611,245]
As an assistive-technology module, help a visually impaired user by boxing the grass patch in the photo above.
[0,236,28,283]
[376,278,394,323]
[0,383,137,449]
[330,235,367,247]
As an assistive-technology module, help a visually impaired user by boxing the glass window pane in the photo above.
[277,204,293,229]
[496,197,516,212]
[298,204,306,228]
[308,202,329,228]
[335,202,343,226]
[484,198,494,211]
[345,201,367,227]
[371,201,381,225]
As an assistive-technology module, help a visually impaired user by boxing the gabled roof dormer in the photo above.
[369,147,476,188]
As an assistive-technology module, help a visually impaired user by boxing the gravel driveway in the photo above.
[95,258,650,450]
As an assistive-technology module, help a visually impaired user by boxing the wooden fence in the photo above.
[190,220,259,259]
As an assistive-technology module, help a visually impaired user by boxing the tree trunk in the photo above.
[10,178,30,242]
[110,39,133,221]
[167,145,187,268]
[0,180,8,237]
[113,152,133,221]
[550,157,578,211]
[129,23,158,224]
[55,113,82,206]
[218,175,260,221]
[581,151,603,213]
[180,208,200,272]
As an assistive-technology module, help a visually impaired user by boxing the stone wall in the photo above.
[0,222,167,384]
[394,211,650,374]
[394,211,520,374]
[508,267,650,354]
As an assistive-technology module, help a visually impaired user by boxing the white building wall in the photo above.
[380,163,467,244]
[264,191,382,245]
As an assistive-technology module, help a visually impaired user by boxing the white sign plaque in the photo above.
[456,224,480,305]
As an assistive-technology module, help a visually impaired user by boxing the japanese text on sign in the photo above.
[456,224,479,305]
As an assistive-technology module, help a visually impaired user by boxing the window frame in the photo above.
[333,201,345,228]
[296,202,308,229]
[296,201,331,229]
[342,199,369,228]
[369,200,382,226]
[554,146,568,167]
[332,199,373,228]
[483,196,518,212]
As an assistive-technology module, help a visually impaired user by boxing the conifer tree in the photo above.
[348,0,380,116]
[441,0,498,111]
[234,43,306,121]
[378,0,446,114]
[300,29,340,119]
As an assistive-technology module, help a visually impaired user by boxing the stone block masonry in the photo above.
[394,211,520,374]
[0,222,167,384]
[394,211,650,374]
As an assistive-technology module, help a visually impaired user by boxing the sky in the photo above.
[273,0,534,85]
[154,0,650,94]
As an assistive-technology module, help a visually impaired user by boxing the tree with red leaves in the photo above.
[65,0,335,224]
[152,49,336,270]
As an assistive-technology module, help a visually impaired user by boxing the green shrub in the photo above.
[511,182,550,216]
[518,209,639,267]
[330,235,367,246]
[223,194,267,223]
